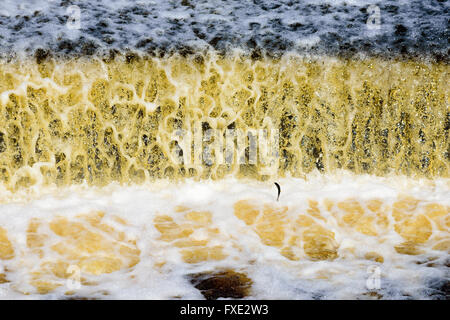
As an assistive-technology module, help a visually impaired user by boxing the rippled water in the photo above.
[0,0,448,59]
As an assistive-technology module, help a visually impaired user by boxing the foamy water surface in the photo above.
[0,173,448,299]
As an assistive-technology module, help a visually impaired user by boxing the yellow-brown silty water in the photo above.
[0,53,448,192]
[0,53,448,299]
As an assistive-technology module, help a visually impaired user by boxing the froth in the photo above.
[0,175,448,299]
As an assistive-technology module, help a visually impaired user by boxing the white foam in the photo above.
[0,174,448,299]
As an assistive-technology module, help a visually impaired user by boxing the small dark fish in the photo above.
[274,182,281,201]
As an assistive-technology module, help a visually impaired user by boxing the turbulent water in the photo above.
[0,0,448,299]
[0,0,448,60]
[0,176,448,299]
[0,55,448,189]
